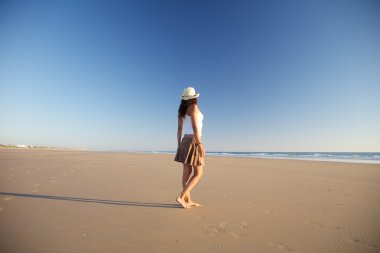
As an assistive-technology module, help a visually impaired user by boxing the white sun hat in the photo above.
[181,87,200,100]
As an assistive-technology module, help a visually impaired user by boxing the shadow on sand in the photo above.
[0,192,181,209]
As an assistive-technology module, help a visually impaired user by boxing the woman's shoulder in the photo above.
[185,104,197,115]
[187,104,199,112]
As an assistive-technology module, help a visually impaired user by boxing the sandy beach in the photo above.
[0,149,379,253]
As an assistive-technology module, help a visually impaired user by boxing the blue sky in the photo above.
[1,0,379,152]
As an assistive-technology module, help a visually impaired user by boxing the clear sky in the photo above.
[1,0,379,152]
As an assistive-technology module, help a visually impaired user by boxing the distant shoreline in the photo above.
[2,147,379,164]
[0,146,88,151]
[143,151,380,165]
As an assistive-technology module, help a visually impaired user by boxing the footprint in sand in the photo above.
[303,220,326,229]
[0,206,4,212]
[4,197,14,201]
[203,222,228,236]
[268,241,294,251]
[239,221,249,229]
[229,221,249,239]
[203,220,250,239]
[203,225,218,236]
[6,174,15,180]
[250,200,261,206]
[50,180,56,183]
[31,183,40,192]
[216,190,232,198]
[229,231,241,239]
[265,209,282,216]
[345,238,378,249]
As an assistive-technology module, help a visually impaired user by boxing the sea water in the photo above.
[150,151,380,164]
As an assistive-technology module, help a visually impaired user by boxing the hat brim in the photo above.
[181,93,200,100]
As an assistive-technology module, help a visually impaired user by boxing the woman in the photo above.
[174,87,206,208]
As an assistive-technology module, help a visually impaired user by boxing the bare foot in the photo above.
[176,196,189,208]
[185,197,202,207]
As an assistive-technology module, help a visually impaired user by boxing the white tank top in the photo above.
[182,110,204,136]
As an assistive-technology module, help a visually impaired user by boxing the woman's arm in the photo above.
[177,116,183,147]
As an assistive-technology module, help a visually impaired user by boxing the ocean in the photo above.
[149,151,380,164]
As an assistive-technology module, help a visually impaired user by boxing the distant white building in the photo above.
[16,145,28,148]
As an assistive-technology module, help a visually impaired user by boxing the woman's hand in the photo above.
[199,144,206,157]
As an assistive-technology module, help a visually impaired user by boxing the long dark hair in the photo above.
[178,98,198,118]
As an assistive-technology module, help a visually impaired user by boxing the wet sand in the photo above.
[0,149,379,253]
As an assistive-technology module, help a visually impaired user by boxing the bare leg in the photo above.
[181,164,193,203]
[181,164,201,206]
[177,164,192,208]
[182,164,192,188]
[177,165,203,207]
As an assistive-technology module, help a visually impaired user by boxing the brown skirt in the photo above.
[174,136,205,166]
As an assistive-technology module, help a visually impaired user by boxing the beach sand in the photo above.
[0,149,379,253]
